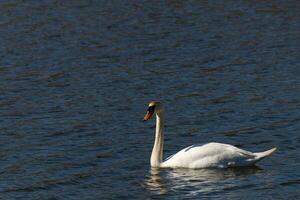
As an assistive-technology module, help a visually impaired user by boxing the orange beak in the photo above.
[143,110,154,121]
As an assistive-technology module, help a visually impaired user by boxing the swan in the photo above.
[143,101,276,169]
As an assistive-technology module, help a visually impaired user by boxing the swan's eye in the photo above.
[147,105,155,112]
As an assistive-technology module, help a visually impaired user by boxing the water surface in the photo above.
[0,0,299,199]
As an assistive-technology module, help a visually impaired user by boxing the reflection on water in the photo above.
[144,168,168,195]
[145,167,262,197]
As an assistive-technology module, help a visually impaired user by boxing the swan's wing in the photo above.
[161,142,256,168]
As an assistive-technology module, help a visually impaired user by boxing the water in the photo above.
[0,0,299,199]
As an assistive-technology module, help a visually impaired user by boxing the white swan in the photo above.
[143,101,276,169]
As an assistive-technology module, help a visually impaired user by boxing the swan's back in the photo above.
[161,142,274,169]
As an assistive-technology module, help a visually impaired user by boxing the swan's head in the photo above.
[143,101,164,121]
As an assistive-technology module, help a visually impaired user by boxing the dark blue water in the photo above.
[0,0,299,199]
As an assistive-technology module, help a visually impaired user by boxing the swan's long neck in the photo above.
[151,113,164,167]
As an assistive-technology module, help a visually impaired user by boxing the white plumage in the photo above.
[143,101,276,169]
[161,142,276,169]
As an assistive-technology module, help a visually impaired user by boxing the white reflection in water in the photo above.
[144,166,262,197]
[144,168,168,195]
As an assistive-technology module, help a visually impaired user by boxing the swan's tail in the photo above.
[254,147,277,161]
